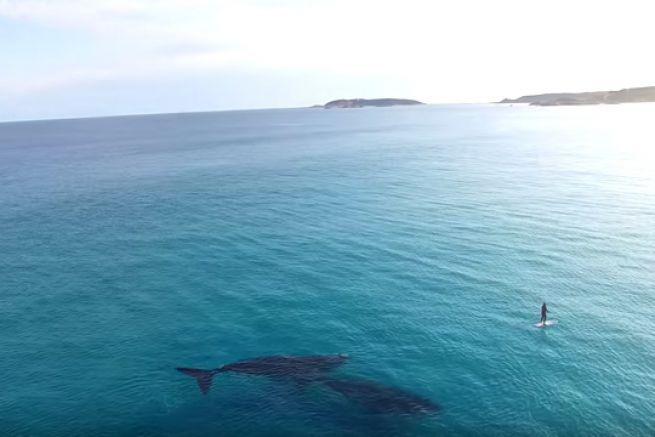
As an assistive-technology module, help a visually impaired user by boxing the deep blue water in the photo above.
[1,104,654,436]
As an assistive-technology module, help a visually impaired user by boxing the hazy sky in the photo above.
[1,0,654,121]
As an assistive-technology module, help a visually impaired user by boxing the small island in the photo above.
[320,98,424,109]
[498,86,655,106]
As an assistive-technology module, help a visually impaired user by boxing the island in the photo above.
[320,98,424,109]
[498,86,655,106]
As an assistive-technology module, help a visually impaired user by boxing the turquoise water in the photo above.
[1,104,654,436]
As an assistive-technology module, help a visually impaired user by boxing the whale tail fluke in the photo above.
[176,367,217,394]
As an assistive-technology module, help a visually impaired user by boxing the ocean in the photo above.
[1,104,654,436]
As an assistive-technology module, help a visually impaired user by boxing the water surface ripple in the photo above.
[1,104,654,436]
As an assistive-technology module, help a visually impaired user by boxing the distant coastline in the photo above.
[317,98,424,109]
[498,86,655,106]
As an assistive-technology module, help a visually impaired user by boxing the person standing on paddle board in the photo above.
[540,302,548,325]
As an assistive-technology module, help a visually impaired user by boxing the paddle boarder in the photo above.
[540,302,548,325]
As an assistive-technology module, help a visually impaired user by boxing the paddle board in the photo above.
[535,320,558,328]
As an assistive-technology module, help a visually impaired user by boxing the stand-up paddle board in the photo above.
[535,320,558,328]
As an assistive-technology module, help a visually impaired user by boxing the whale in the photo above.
[321,378,440,414]
[176,354,348,394]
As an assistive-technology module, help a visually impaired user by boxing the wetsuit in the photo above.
[540,304,548,324]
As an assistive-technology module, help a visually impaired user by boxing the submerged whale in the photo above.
[177,354,348,394]
[321,378,440,414]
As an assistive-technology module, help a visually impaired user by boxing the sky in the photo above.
[1,0,655,121]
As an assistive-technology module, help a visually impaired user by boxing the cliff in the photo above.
[499,86,655,106]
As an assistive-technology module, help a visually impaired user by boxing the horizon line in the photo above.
[0,101,491,125]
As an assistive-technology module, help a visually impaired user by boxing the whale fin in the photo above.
[176,367,215,394]
[290,373,320,389]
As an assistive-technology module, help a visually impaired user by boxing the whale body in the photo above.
[177,354,348,394]
[322,378,439,414]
